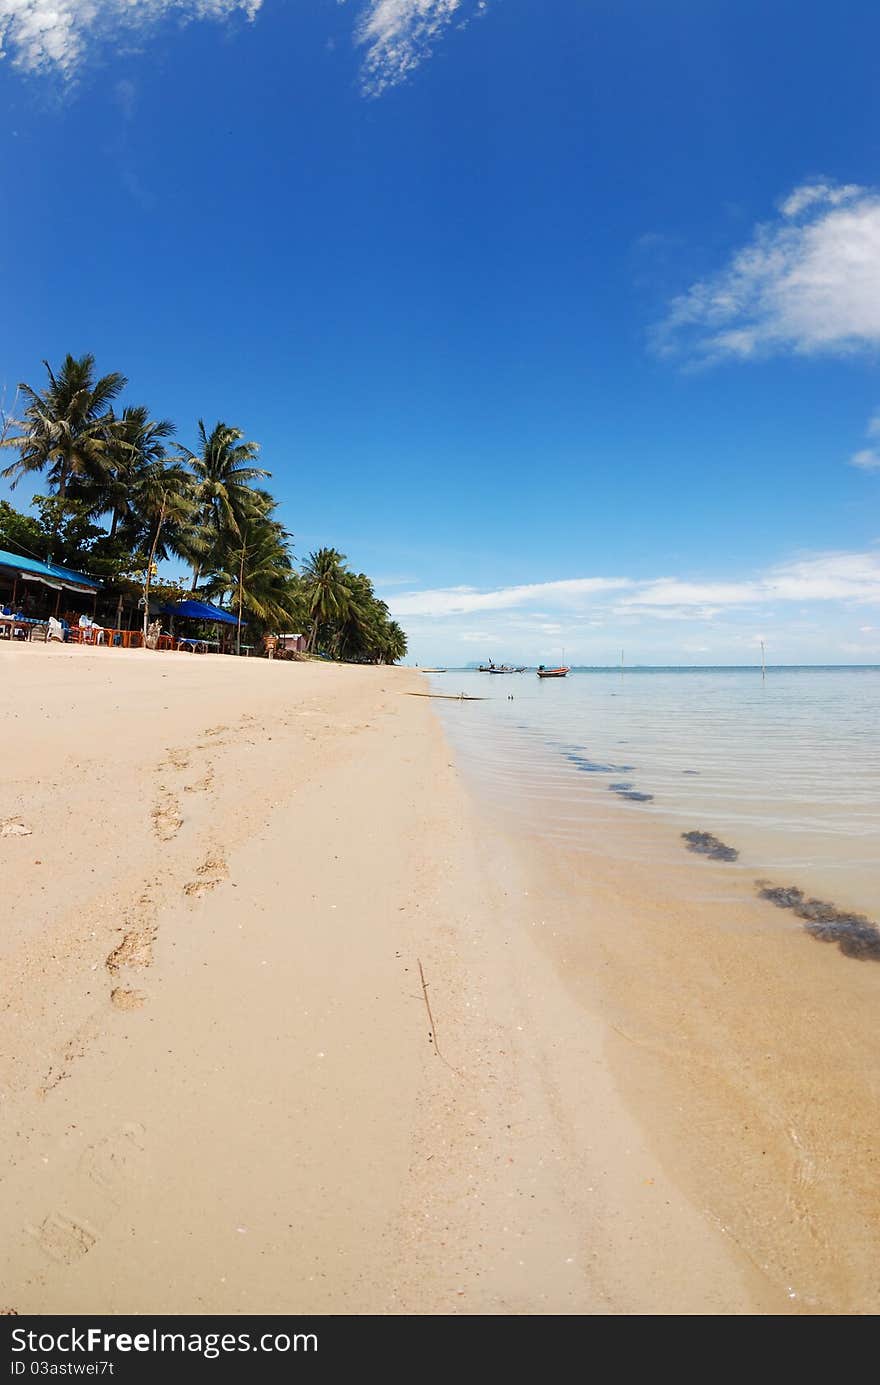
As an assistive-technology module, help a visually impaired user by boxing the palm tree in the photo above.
[134,459,196,640]
[378,618,407,665]
[91,405,177,539]
[0,354,127,503]
[205,517,298,650]
[179,420,269,590]
[301,547,351,653]
[335,571,380,660]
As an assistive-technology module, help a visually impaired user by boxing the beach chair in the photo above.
[29,624,48,643]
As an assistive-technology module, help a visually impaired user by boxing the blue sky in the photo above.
[1,0,879,664]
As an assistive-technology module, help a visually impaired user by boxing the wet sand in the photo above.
[0,642,853,1314]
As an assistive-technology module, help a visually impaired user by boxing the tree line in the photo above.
[0,354,407,663]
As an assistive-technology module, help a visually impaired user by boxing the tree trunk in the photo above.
[143,494,167,643]
[236,532,247,657]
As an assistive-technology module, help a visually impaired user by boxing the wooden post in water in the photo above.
[760,640,766,682]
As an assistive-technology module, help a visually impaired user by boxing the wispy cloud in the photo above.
[390,551,880,620]
[654,181,880,362]
[849,449,880,472]
[390,552,880,662]
[848,409,880,470]
[389,576,633,617]
[0,1,262,76]
[0,0,492,92]
[848,411,880,471]
[354,0,489,96]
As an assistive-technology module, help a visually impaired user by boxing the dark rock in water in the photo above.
[757,881,880,962]
[567,754,615,773]
[682,770,700,776]
[682,830,738,862]
[609,782,654,802]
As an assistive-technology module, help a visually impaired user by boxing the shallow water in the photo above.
[428,666,880,918]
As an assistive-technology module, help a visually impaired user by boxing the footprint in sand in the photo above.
[29,1123,147,1263]
[184,851,229,899]
[28,1212,97,1265]
[79,1122,146,1198]
[162,747,191,771]
[106,924,157,976]
[39,1014,105,1096]
[151,791,183,841]
[110,987,147,1011]
[184,766,215,794]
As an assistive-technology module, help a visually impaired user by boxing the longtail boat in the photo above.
[537,665,570,678]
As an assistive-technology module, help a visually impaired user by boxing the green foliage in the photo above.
[0,354,127,502]
[302,553,407,663]
[0,499,46,561]
[0,353,408,663]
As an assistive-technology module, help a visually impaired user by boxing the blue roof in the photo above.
[166,598,242,627]
[0,547,101,589]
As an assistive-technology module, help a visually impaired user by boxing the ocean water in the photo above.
[428,666,880,918]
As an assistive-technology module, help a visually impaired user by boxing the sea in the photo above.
[427,666,880,920]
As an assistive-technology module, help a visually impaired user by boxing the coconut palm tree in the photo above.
[377,618,407,665]
[301,547,351,653]
[0,354,127,503]
[179,420,269,589]
[205,516,300,650]
[134,459,196,640]
[90,405,177,539]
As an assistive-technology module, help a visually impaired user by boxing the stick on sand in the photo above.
[417,959,460,1075]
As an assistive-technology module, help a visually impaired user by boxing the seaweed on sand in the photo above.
[609,781,654,803]
[682,830,739,862]
[757,882,880,962]
[565,752,633,774]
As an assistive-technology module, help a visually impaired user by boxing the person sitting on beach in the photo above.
[78,613,102,644]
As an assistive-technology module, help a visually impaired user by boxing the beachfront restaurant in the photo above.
[0,547,101,640]
[160,598,248,653]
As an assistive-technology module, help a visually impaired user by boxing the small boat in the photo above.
[420,667,447,673]
[537,665,570,678]
[488,665,520,674]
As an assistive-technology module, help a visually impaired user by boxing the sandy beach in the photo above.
[2,643,869,1315]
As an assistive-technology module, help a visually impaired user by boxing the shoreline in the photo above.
[0,643,837,1313]
[443,749,880,1314]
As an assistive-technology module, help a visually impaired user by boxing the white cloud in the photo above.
[846,411,880,470]
[0,1,262,75]
[850,448,880,471]
[655,181,880,361]
[354,0,488,96]
[778,182,862,218]
[390,551,880,663]
[0,0,490,93]
[389,576,633,617]
[389,550,880,623]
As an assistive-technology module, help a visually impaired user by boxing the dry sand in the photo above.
[0,642,859,1315]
